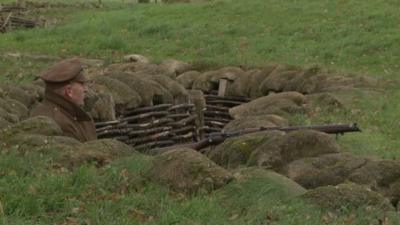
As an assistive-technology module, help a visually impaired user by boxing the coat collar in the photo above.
[44,89,92,121]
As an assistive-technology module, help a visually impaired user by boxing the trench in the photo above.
[95,78,250,151]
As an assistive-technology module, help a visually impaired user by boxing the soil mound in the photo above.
[280,130,341,163]
[349,159,400,205]
[260,70,300,94]
[301,183,394,212]
[283,154,400,206]
[2,132,133,169]
[63,139,135,168]
[4,133,80,154]
[249,130,340,170]
[223,114,288,132]
[282,153,369,189]
[0,107,19,124]
[209,129,340,171]
[208,131,284,169]
[19,83,44,100]
[255,64,379,95]
[244,69,264,98]
[0,117,11,127]
[2,97,29,120]
[108,72,155,106]
[0,84,36,108]
[176,70,201,89]
[92,75,142,112]
[192,67,246,95]
[142,78,174,104]
[148,148,233,194]
[232,167,306,197]
[85,91,116,121]
[224,70,251,97]
[146,75,189,100]
[106,61,173,78]
[105,62,151,74]
[123,54,150,64]
[229,92,307,119]
[160,59,192,77]
[283,65,325,94]
[109,72,173,105]
[1,116,62,137]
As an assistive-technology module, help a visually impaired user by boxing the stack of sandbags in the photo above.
[229,92,307,119]
[0,116,135,169]
[176,63,378,99]
[88,72,190,121]
[0,83,43,129]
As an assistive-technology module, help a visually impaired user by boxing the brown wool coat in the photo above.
[30,90,97,142]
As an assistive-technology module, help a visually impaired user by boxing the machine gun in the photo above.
[148,123,361,154]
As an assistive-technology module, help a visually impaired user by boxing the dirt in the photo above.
[148,148,233,194]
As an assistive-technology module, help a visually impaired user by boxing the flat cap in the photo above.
[40,58,86,83]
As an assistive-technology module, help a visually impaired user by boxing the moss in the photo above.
[301,183,395,212]
[232,167,307,197]
[1,116,62,139]
[224,114,288,133]
[208,132,273,169]
[148,148,232,194]
[229,92,307,119]
[176,70,201,89]
[93,75,142,110]
[0,84,36,108]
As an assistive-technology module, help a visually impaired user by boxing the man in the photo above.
[30,58,97,142]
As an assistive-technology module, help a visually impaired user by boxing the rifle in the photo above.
[148,123,361,155]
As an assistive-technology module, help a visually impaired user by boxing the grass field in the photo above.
[1,0,400,224]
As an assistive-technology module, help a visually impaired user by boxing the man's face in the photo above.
[65,81,88,107]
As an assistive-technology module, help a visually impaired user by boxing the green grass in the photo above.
[1,0,400,76]
[2,0,400,224]
[1,150,397,224]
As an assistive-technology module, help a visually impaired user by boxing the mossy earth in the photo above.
[1,0,400,224]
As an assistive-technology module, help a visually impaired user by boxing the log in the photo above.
[132,140,175,151]
[206,99,246,107]
[205,120,225,128]
[121,111,169,123]
[172,132,195,141]
[171,125,195,135]
[95,125,115,133]
[169,115,197,127]
[200,126,222,133]
[205,104,229,112]
[95,120,120,128]
[126,131,172,145]
[124,118,173,129]
[203,110,232,119]
[205,94,251,102]
[97,129,123,138]
[166,113,191,120]
[203,117,231,123]
[168,103,194,112]
[123,104,172,116]
[128,126,172,137]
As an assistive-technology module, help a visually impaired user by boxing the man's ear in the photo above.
[64,84,73,98]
